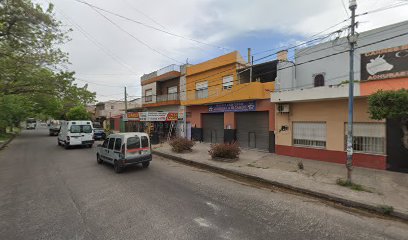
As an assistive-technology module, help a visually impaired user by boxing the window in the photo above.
[111,105,114,109]
[145,89,153,102]
[314,74,325,87]
[222,75,233,90]
[141,136,149,148]
[70,125,92,133]
[168,86,178,101]
[127,136,140,149]
[293,122,326,148]
[108,138,115,150]
[344,123,385,155]
[196,81,208,99]
[114,138,122,151]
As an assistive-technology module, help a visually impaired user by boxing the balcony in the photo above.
[142,93,180,107]
[141,64,180,85]
[182,81,274,106]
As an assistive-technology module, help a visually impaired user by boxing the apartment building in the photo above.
[182,51,277,152]
[271,21,408,171]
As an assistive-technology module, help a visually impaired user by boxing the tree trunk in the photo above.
[401,117,408,150]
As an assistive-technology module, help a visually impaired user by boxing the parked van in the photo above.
[96,132,152,173]
[58,121,94,149]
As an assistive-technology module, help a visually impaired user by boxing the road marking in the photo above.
[194,217,211,227]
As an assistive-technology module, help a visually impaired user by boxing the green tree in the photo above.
[368,89,408,149]
[66,105,91,120]
[0,0,96,132]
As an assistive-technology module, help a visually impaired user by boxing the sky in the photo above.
[36,0,408,102]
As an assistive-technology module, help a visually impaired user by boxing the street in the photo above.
[0,128,407,240]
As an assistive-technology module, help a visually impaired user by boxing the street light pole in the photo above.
[346,0,357,184]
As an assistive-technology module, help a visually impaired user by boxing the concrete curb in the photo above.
[153,150,408,222]
[0,134,16,151]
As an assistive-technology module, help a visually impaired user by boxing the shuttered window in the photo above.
[196,81,208,99]
[222,75,233,90]
[293,122,326,148]
[344,123,385,155]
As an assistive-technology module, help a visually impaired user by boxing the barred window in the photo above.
[344,123,385,155]
[293,122,326,148]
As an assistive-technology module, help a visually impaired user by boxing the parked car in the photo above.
[92,122,106,140]
[49,123,60,136]
[96,132,152,173]
[58,121,94,149]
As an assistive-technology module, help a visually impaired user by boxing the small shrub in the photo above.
[169,137,195,153]
[336,178,371,192]
[378,205,394,215]
[209,142,241,159]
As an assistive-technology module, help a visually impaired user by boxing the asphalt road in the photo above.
[1,128,407,240]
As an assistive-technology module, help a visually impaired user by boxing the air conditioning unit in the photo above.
[277,104,290,113]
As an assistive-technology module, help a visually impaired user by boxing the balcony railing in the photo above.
[156,93,179,102]
[141,64,180,82]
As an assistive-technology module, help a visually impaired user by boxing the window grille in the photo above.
[293,122,326,148]
[344,123,385,155]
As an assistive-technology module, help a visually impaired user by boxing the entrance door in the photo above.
[387,118,408,173]
[236,112,269,151]
[202,113,224,143]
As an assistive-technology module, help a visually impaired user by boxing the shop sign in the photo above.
[208,101,256,112]
[361,44,408,81]
[125,112,179,121]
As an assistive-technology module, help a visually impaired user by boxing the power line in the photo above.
[120,0,167,30]
[73,0,230,51]
[86,4,184,64]
[356,1,408,17]
[341,0,350,17]
[252,18,350,56]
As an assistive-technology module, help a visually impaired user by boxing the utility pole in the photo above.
[346,0,357,184]
[124,86,128,113]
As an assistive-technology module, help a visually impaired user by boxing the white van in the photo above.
[58,121,94,149]
[96,132,152,173]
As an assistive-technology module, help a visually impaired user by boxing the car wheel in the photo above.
[113,161,123,173]
[64,142,70,149]
[97,154,103,164]
[57,139,61,146]
[88,144,93,148]
[142,162,150,168]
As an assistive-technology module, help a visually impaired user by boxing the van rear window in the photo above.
[70,125,92,133]
[141,136,149,148]
[127,136,140,149]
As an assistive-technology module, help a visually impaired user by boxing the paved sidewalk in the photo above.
[153,142,408,219]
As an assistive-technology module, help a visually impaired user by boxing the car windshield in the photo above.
[70,125,92,133]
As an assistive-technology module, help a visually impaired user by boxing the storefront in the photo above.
[187,99,275,152]
[124,112,181,144]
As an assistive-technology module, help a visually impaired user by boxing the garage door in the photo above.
[236,112,269,150]
[202,113,224,143]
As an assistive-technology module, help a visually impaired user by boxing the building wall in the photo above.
[275,98,383,151]
[276,21,408,91]
[360,77,408,96]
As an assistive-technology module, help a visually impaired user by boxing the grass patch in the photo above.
[378,205,394,215]
[0,133,13,142]
[336,178,372,192]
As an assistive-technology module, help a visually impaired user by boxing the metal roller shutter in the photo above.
[236,112,269,150]
[202,113,224,143]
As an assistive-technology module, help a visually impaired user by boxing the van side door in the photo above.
[106,138,115,163]
[100,138,109,160]
[112,137,122,161]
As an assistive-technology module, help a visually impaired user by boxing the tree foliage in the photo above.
[368,89,408,149]
[66,105,91,120]
[0,0,96,132]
